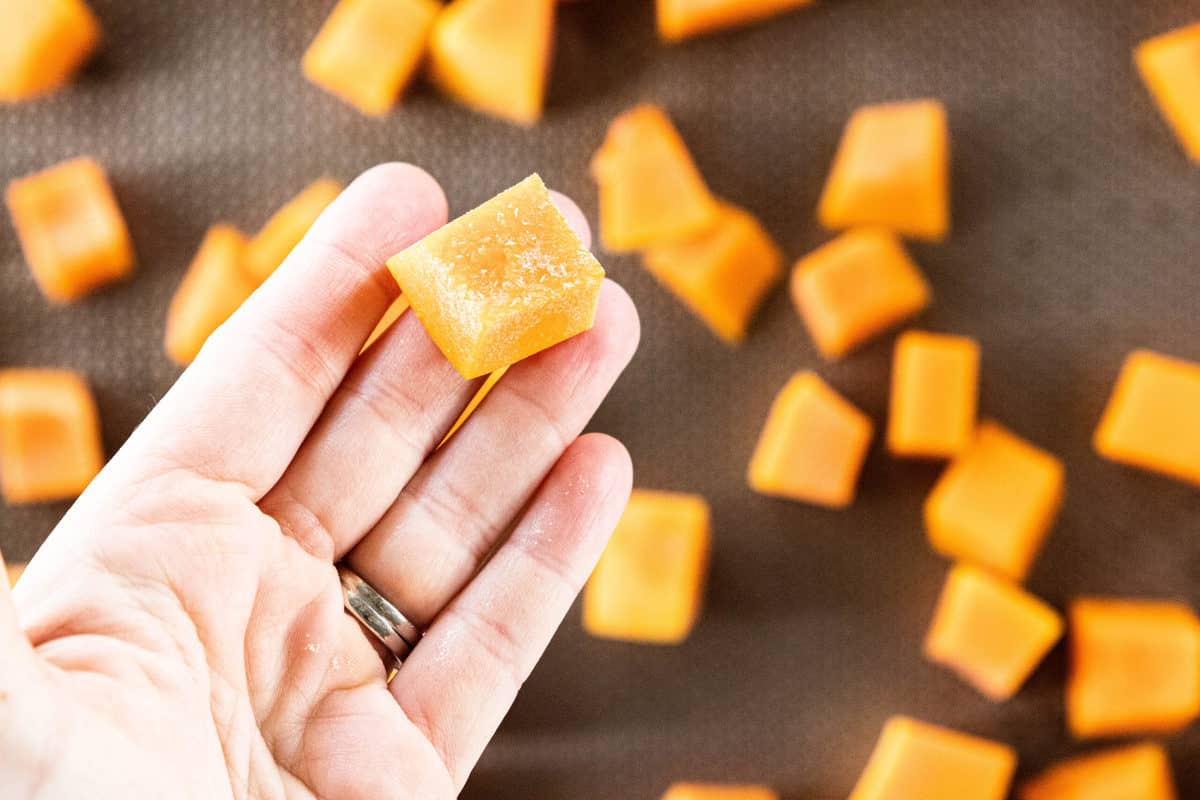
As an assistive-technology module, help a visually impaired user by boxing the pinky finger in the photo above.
[390,433,632,790]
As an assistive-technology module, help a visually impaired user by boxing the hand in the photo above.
[0,164,639,799]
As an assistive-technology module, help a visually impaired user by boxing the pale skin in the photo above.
[0,164,640,798]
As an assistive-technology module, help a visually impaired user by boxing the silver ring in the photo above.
[338,565,422,664]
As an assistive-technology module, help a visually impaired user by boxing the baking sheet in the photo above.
[3,1,1200,796]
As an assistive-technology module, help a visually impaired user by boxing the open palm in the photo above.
[0,164,638,799]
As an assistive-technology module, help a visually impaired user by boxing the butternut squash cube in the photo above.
[1094,349,1200,488]
[1067,599,1200,739]
[657,0,813,42]
[303,0,439,116]
[0,0,100,102]
[818,99,949,241]
[925,421,1063,582]
[0,369,103,505]
[591,104,721,252]
[583,490,710,644]
[387,174,604,379]
[849,716,1016,800]
[925,564,1063,701]
[888,331,980,459]
[642,202,783,343]
[6,563,24,586]
[790,228,931,360]
[5,157,134,303]
[747,372,873,509]
[1021,743,1176,800]
[1136,24,1200,162]
[661,784,778,800]
[429,0,555,125]
[164,226,257,366]
[245,179,342,283]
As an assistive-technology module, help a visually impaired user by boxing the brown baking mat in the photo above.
[4,0,1200,797]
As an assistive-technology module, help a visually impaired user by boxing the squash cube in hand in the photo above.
[925,421,1064,582]
[6,158,134,303]
[0,369,103,505]
[303,0,439,116]
[925,564,1063,701]
[818,99,950,241]
[642,202,783,343]
[747,372,873,509]
[1094,349,1200,487]
[888,331,980,459]
[1067,598,1200,739]
[583,490,710,644]
[790,229,930,360]
[849,716,1016,800]
[387,174,605,379]
[591,104,721,252]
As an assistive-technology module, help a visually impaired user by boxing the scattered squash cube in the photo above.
[657,0,813,42]
[303,0,439,116]
[0,0,100,102]
[818,99,950,241]
[362,295,412,353]
[6,562,24,586]
[429,0,555,125]
[924,564,1063,701]
[591,104,721,252]
[925,421,1064,582]
[1021,742,1176,800]
[661,784,778,800]
[849,716,1016,800]
[642,202,783,343]
[387,174,605,379]
[1135,23,1200,162]
[0,369,103,505]
[790,228,931,359]
[747,372,873,508]
[164,226,257,366]
[5,157,134,303]
[245,179,343,283]
[583,489,710,644]
[1094,349,1200,488]
[888,331,980,459]
[1067,598,1200,739]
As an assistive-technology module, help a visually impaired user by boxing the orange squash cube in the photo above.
[245,179,342,283]
[387,174,605,379]
[5,157,134,303]
[888,331,980,459]
[6,562,24,586]
[747,372,873,509]
[1021,743,1176,800]
[164,226,257,366]
[790,228,931,360]
[1094,349,1200,488]
[924,564,1063,701]
[661,784,778,800]
[591,104,721,252]
[849,716,1016,800]
[1067,599,1200,739]
[428,0,555,126]
[818,99,949,241]
[583,490,710,644]
[925,421,1064,582]
[0,0,100,102]
[1136,24,1200,162]
[642,202,783,343]
[657,0,813,42]
[0,369,103,505]
[303,0,439,116]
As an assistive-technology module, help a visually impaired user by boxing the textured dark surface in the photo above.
[4,1,1200,797]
